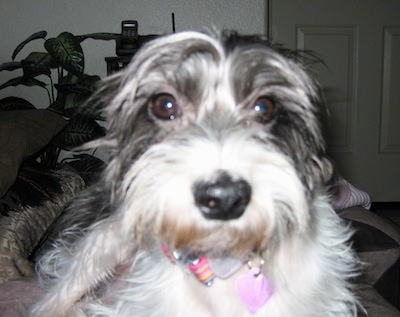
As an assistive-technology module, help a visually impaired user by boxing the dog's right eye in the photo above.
[150,94,181,120]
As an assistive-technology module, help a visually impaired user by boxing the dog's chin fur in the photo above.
[31,30,361,317]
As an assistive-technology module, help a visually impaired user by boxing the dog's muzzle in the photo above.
[193,172,251,220]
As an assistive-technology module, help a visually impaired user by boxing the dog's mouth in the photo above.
[155,213,268,261]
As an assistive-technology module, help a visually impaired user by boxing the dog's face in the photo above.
[99,31,333,258]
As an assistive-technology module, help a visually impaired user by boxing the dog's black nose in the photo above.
[193,173,251,220]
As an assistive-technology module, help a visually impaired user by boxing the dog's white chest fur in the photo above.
[84,229,340,317]
[96,252,265,317]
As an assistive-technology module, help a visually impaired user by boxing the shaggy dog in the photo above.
[31,30,360,317]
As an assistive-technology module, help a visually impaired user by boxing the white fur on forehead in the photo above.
[126,31,317,102]
[109,32,224,113]
[126,31,225,75]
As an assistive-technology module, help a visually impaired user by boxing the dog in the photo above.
[31,30,361,317]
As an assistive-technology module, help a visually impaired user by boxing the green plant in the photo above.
[0,30,120,167]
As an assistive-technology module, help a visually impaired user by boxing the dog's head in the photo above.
[97,30,333,258]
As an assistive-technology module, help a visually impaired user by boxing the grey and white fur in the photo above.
[31,30,361,317]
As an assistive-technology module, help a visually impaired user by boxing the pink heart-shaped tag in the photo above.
[234,268,273,313]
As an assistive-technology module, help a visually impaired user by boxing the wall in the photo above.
[0,0,266,108]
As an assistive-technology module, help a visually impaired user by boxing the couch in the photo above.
[0,109,399,316]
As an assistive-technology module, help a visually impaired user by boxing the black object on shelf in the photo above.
[116,20,139,56]
[105,20,158,75]
[105,56,133,75]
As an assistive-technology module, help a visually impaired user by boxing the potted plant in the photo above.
[0,30,121,167]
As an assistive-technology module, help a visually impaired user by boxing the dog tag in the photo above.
[209,257,243,279]
[234,268,273,313]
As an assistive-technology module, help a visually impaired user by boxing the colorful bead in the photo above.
[188,256,215,286]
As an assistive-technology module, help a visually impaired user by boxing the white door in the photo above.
[269,0,400,202]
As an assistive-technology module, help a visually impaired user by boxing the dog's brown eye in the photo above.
[150,93,181,120]
[251,96,276,123]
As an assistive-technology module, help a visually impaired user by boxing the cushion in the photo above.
[330,177,371,210]
[0,278,44,317]
[0,168,85,283]
[339,207,400,308]
[357,282,400,317]
[0,110,68,197]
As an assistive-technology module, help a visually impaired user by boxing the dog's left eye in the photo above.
[150,94,181,120]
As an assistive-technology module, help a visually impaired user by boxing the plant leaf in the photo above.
[54,74,100,96]
[21,52,55,77]
[0,97,36,111]
[48,94,66,113]
[0,61,22,72]
[52,74,101,117]
[81,74,101,89]
[54,82,93,96]
[75,32,120,43]
[81,97,105,121]
[45,32,84,76]
[62,154,106,184]
[0,76,47,90]
[52,115,105,150]
[63,93,90,117]
[12,30,47,60]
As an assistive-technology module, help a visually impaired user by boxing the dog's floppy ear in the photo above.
[310,155,335,188]
[279,49,334,189]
